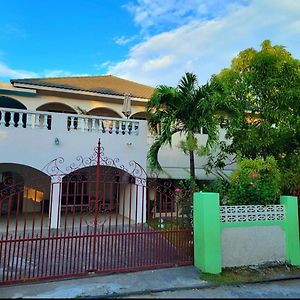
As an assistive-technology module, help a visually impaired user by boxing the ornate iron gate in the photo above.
[0,140,193,284]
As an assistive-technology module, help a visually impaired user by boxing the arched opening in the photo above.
[61,166,136,227]
[36,102,77,114]
[0,96,27,127]
[36,102,77,130]
[88,107,121,118]
[130,111,147,120]
[0,96,27,110]
[0,163,51,231]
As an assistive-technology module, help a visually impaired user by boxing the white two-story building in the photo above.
[0,75,234,223]
[0,74,235,283]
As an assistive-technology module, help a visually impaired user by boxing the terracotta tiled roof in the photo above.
[11,75,155,99]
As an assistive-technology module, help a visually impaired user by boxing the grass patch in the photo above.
[200,264,300,284]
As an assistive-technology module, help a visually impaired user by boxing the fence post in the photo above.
[193,192,221,274]
[280,196,300,266]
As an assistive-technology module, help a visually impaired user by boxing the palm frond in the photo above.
[147,126,180,171]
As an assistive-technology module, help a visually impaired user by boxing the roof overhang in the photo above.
[11,82,149,103]
[0,84,36,96]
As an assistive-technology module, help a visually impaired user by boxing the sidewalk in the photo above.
[0,266,210,298]
[2,264,300,298]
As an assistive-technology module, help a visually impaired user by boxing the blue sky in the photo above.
[0,0,299,87]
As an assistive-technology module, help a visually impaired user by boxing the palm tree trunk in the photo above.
[189,150,195,179]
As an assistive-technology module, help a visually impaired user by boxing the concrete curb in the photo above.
[78,275,300,298]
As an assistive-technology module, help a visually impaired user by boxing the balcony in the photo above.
[0,107,140,136]
[0,107,147,174]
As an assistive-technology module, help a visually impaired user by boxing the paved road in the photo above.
[123,278,300,298]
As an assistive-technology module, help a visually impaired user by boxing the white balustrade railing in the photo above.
[0,107,141,136]
[0,107,51,130]
[67,114,140,135]
[220,205,285,223]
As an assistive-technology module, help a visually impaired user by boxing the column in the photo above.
[280,196,300,265]
[193,192,222,274]
[49,176,62,229]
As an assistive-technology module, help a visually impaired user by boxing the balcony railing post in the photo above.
[17,112,23,128]
[105,120,109,133]
[9,112,15,127]
[77,117,82,131]
[0,110,5,128]
[35,113,40,129]
[70,116,75,130]
[84,118,89,131]
[26,113,32,128]
[42,114,48,129]
[133,121,139,135]
[112,120,116,134]
[98,118,103,132]
[91,118,96,132]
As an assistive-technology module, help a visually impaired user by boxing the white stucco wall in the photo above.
[0,112,148,177]
[221,226,286,267]
[1,83,235,180]
[147,129,236,180]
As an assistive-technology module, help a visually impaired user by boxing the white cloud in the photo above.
[143,55,175,72]
[125,0,248,33]
[107,0,300,87]
[0,62,37,80]
[114,35,138,45]
[0,63,91,82]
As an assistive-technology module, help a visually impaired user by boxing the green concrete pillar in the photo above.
[280,196,300,266]
[193,192,221,274]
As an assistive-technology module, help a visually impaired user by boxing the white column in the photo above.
[49,176,62,229]
[136,178,147,224]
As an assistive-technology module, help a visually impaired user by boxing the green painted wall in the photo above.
[280,196,300,265]
[193,193,300,274]
[193,192,221,274]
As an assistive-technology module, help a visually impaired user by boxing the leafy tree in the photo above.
[146,72,222,178]
[207,40,300,194]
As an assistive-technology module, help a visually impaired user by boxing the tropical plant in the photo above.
[228,156,281,206]
[205,40,300,194]
[175,177,200,227]
[146,72,224,178]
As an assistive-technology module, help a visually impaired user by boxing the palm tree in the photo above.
[146,72,221,179]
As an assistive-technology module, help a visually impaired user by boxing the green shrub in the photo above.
[228,156,281,205]
[202,178,230,205]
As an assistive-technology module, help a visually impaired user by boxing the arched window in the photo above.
[130,111,147,120]
[0,96,27,110]
[88,107,121,118]
[36,102,77,114]
[0,96,27,127]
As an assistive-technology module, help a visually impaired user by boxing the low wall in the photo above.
[193,193,300,274]
[222,225,285,267]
